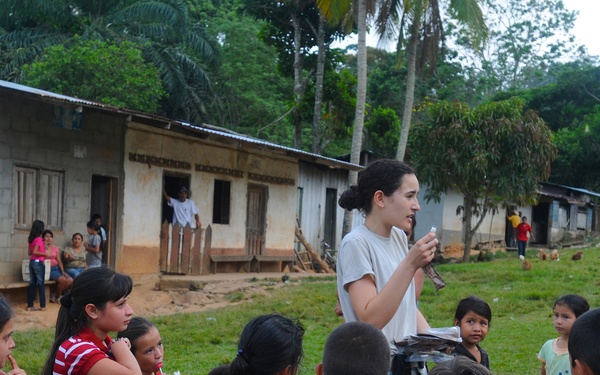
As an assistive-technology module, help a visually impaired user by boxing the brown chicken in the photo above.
[522,259,532,271]
[538,249,547,260]
[571,251,584,261]
[550,249,559,261]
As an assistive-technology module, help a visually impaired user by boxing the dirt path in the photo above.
[12,272,332,331]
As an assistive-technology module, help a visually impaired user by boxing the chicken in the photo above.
[550,249,559,261]
[522,259,532,271]
[537,249,547,260]
[571,251,583,261]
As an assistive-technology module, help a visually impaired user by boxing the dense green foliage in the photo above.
[0,0,218,122]
[10,247,600,375]
[0,0,599,190]
[21,38,165,113]
[410,98,557,260]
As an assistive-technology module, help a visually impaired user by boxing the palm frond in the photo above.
[449,0,488,47]
[0,30,69,80]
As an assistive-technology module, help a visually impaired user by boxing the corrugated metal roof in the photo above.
[1,80,362,171]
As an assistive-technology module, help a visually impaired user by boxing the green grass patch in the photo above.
[9,247,599,375]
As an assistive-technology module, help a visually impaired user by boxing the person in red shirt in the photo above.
[516,216,535,259]
[41,267,141,375]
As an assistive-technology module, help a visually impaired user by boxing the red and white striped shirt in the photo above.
[53,326,112,375]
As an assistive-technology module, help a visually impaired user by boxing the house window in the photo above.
[14,166,64,230]
[212,179,231,224]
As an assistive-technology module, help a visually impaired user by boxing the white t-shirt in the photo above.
[337,224,417,350]
[168,198,199,228]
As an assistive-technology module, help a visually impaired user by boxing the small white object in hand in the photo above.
[174,371,181,375]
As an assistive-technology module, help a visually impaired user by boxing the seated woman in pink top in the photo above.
[27,220,47,311]
[42,230,73,303]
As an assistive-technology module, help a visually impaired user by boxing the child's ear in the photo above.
[572,359,592,375]
[454,319,459,326]
[315,363,324,375]
[85,303,99,320]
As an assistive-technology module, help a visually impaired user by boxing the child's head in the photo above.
[552,294,589,337]
[454,296,492,346]
[208,364,231,375]
[86,220,100,234]
[42,229,54,244]
[230,314,304,375]
[0,294,15,369]
[118,317,163,375]
[28,219,45,243]
[43,267,134,375]
[569,308,600,375]
[429,355,492,375]
[92,213,103,226]
[317,322,390,375]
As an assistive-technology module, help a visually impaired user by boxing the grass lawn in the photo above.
[9,246,600,375]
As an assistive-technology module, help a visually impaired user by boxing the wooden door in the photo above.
[246,184,267,256]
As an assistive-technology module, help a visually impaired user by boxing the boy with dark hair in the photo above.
[316,322,390,375]
[568,308,600,375]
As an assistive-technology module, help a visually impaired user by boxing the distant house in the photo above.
[414,182,599,250]
[0,80,360,284]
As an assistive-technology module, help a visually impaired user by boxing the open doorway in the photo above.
[91,175,118,267]
[162,173,191,225]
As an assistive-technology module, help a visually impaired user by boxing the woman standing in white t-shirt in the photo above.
[337,159,438,374]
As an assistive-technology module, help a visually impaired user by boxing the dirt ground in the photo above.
[11,272,329,331]
[11,246,498,332]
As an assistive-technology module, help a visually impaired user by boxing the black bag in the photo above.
[391,353,427,375]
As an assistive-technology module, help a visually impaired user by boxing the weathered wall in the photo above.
[121,123,298,275]
[297,162,349,255]
[416,188,531,250]
[0,92,124,283]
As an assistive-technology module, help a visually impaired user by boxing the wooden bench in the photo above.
[0,280,57,304]
[253,255,296,272]
[209,255,254,274]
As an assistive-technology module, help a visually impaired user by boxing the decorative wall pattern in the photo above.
[248,172,295,186]
[196,164,244,178]
[129,153,191,170]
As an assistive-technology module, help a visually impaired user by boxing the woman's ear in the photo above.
[85,303,99,320]
[315,363,324,375]
[373,190,385,208]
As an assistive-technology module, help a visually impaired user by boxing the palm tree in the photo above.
[0,0,218,123]
[318,0,377,235]
[375,0,487,161]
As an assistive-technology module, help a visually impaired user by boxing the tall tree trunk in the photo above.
[312,14,327,154]
[395,18,420,162]
[292,12,304,149]
[462,197,474,262]
[342,0,368,236]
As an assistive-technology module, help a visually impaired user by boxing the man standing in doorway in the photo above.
[163,186,202,228]
[507,210,520,248]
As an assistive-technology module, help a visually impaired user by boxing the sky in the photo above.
[334,0,600,57]
[563,0,600,56]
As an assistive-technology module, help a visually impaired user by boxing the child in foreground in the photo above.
[538,294,589,375]
[316,321,390,375]
[230,314,304,375]
[118,317,164,375]
[568,308,600,375]
[452,296,492,369]
[0,295,26,375]
[42,267,141,375]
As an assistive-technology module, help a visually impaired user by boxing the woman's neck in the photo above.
[364,217,392,238]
